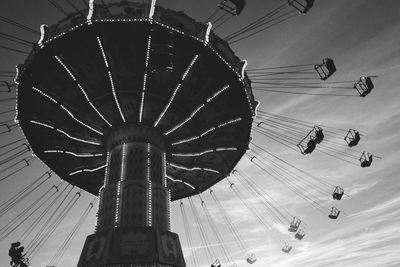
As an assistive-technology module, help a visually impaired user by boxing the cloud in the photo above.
[350,195,400,219]
[345,180,379,196]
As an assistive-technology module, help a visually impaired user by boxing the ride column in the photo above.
[78,125,185,267]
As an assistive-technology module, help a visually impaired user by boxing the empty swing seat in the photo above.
[218,0,247,15]
[246,253,257,264]
[295,229,306,240]
[328,207,340,219]
[332,186,344,200]
[344,129,361,147]
[211,259,221,267]
[288,225,298,232]
[288,0,315,14]
[354,76,374,97]
[298,126,323,154]
[315,58,336,80]
[282,243,293,253]
[288,217,301,232]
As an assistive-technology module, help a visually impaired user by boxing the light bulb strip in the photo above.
[165,85,230,135]
[147,143,151,181]
[96,37,109,68]
[104,152,111,185]
[206,85,230,102]
[171,117,242,146]
[96,37,126,122]
[44,150,103,157]
[96,187,103,228]
[69,164,107,176]
[168,162,219,174]
[108,72,126,123]
[60,105,104,135]
[167,189,171,230]
[171,147,238,157]
[146,143,152,226]
[30,120,101,146]
[114,181,122,227]
[165,104,204,135]
[120,143,127,181]
[166,175,196,190]
[147,180,153,226]
[32,86,104,135]
[55,56,112,127]
[56,128,101,145]
[32,86,57,103]
[139,35,152,123]
[30,120,54,129]
[162,152,167,187]
[154,55,199,127]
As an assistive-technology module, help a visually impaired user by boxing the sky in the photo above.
[1,0,400,266]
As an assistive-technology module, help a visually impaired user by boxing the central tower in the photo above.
[78,125,185,266]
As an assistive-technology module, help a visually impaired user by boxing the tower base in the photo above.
[77,226,185,267]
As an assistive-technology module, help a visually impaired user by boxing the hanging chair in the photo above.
[354,76,374,97]
[314,126,324,144]
[332,186,344,200]
[246,253,257,264]
[288,217,301,232]
[314,58,336,80]
[282,242,293,253]
[360,151,373,168]
[288,0,315,14]
[328,206,340,219]
[344,129,361,147]
[297,126,322,154]
[295,228,306,240]
[9,242,29,267]
[211,259,221,267]
[218,0,247,15]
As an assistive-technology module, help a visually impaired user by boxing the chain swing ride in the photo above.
[0,0,383,266]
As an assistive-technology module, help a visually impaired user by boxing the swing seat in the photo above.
[246,253,257,264]
[354,76,374,97]
[288,0,315,14]
[295,233,305,240]
[314,127,324,144]
[332,186,344,200]
[345,129,361,147]
[282,243,293,253]
[360,152,373,168]
[288,217,301,232]
[332,192,343,200]
[328,213,339,219]
[218,0,246,15]
[328,207,340,219]
[295,229,305,240]
[314,58,336,80]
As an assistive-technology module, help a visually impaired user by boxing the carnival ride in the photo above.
[0,0,383,266]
